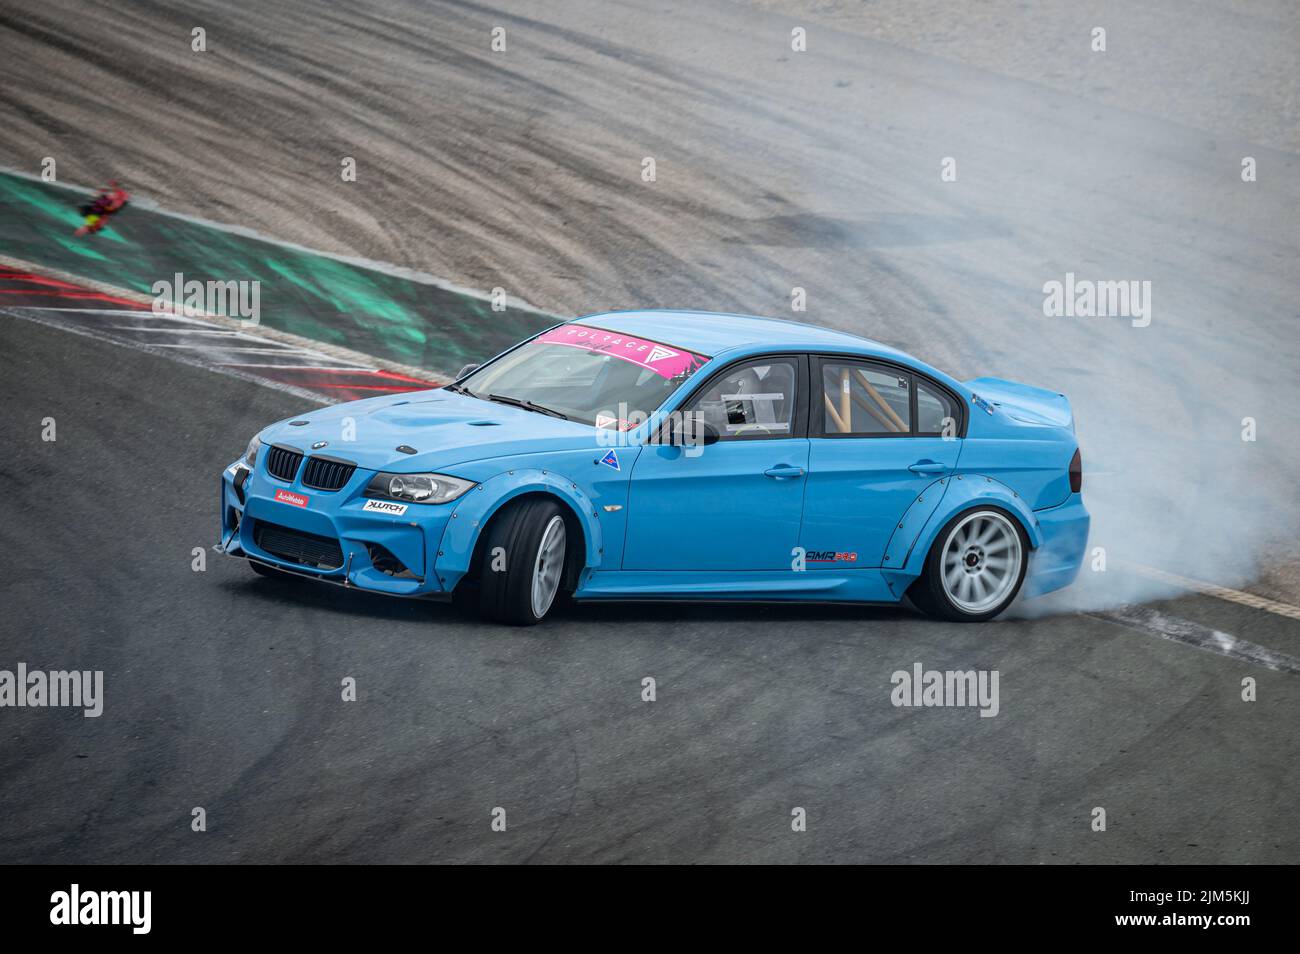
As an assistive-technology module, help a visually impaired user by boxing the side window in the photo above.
[685,358,798,440]
[917,380,960,437]
[819,361,910,436]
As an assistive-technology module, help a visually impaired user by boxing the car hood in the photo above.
[259,390,598,472]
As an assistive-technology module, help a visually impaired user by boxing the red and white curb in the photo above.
[0,256,443,402]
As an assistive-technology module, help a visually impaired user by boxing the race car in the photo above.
[218,311,1089,624]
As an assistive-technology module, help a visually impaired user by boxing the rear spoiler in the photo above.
[964,376,1074,431]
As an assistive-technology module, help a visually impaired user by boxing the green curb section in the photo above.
[0,172,557,374]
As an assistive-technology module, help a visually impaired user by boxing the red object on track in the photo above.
[74,182,131,236]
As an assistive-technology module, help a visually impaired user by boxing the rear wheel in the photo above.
[909,507,1027,622]
[478,498,569,625]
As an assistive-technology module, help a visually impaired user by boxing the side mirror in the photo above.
[664,417,720,447]
[696,421,721,446]
[456,363,480,379]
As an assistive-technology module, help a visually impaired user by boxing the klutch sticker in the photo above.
[598,449,621,471]
[363,499,409,516]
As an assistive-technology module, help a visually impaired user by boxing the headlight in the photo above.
[243,436,261,467]
[364,472,475,504]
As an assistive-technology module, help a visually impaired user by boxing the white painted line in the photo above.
[0,254,443,384]
[108,326,246,336]
[220,362,377,372]
[1091,605,1300,674]
[107,324,347,355]
[1,306,329,404]
[20,307,163,316]
[25,307,261,333]
[1126,562,1300,623]
[146,344,322,355]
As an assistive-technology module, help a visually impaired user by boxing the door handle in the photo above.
[908,460,948,474]
[764,464,805,479]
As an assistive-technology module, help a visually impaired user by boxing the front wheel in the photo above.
[478,498,569,625]
[908,507,1028,622]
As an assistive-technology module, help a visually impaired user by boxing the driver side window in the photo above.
[684,358,798,441]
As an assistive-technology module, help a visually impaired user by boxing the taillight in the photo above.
[1069,448,1082,493]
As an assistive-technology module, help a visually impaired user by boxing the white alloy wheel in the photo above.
[939,510,1023,615]
[529,515,567,619]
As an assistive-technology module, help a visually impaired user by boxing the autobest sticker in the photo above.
[362,499,409,516]
[536,325,707,379]
[274,488,309,508]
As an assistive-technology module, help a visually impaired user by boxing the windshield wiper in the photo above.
[444,382,474,396]
[486,393,569,420]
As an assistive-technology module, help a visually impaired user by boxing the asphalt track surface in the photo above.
[1,315,1298,864]
[1,1,1299,862]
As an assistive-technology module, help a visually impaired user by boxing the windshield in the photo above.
[457,324,710,428]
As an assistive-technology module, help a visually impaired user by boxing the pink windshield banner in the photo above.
[536,325,707,379]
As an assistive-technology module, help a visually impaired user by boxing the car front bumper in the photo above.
[218,460,455,599]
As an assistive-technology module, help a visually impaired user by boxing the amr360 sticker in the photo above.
[806,550,858,563]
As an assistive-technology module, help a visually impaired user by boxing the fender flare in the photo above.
[434,469,604,588]
[883,474,1044,590]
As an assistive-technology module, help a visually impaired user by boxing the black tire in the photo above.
[478,497,570,625]
[907,506,1029,622]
